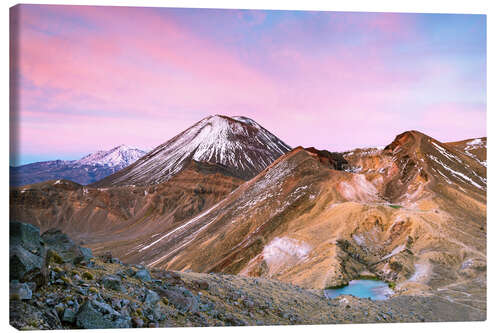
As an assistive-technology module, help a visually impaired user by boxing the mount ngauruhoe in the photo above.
[10,145,147,186]
[10,115,487,322]
[93,115,291,187]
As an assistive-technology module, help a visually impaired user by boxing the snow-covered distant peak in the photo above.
[75,145,147,168]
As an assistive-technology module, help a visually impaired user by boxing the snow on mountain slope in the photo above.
[10,145,147,186]
[76,145,146,169]
[94,115,291,186]
[447,137,487,167]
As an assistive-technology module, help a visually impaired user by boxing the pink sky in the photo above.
[10,5,486,165]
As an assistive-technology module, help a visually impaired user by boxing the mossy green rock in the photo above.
[46,249,64,264]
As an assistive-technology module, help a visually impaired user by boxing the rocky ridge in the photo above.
[10,222,484,329]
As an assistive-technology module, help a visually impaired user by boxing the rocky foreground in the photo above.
[10,222,484,330]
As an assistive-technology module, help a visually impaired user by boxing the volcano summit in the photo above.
[94,115,291,187]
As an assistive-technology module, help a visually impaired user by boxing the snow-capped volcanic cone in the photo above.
[94,115,291,187]
[10,145,147,186]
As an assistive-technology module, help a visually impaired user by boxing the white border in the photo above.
[2,1,498,332]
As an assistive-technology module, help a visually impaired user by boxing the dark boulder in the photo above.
[76,300,130,329]
[155,287,199,314]
[76,301,115,329]
[10,221,42,254]
[100,275,123,292]
[10,299,52,329]
[194,280,209,290]
[62,308,77,324]
[10,245,44,285]
[135,269,152,282]
[74,247,93,265]
[10,222,46,286]
[10,280,32,300]
[41,229,92,264]
[144,289,160,307]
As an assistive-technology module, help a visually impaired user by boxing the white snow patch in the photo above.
[428,155,485,190]
[467,138,483,146]
[344,166,362,173]
[329,203,341,209]
[139,199,224,252]
[461,139,487,167]
[433,168,453,185]
[431,142,462,163]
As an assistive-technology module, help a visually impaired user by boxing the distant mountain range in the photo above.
[10,145,147,186]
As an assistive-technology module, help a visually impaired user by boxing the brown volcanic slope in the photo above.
[10,131,486,313]
[10,161,244,248]
[111,131,485,311]
[446,137,486,167]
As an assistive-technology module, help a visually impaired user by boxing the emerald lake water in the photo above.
[324,279,393,300]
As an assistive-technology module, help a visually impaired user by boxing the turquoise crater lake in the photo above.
[324,279,393,301]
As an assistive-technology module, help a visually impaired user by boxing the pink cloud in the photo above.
[11,5,485,160]
[416,102,486,142]
[15,5,280,116]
